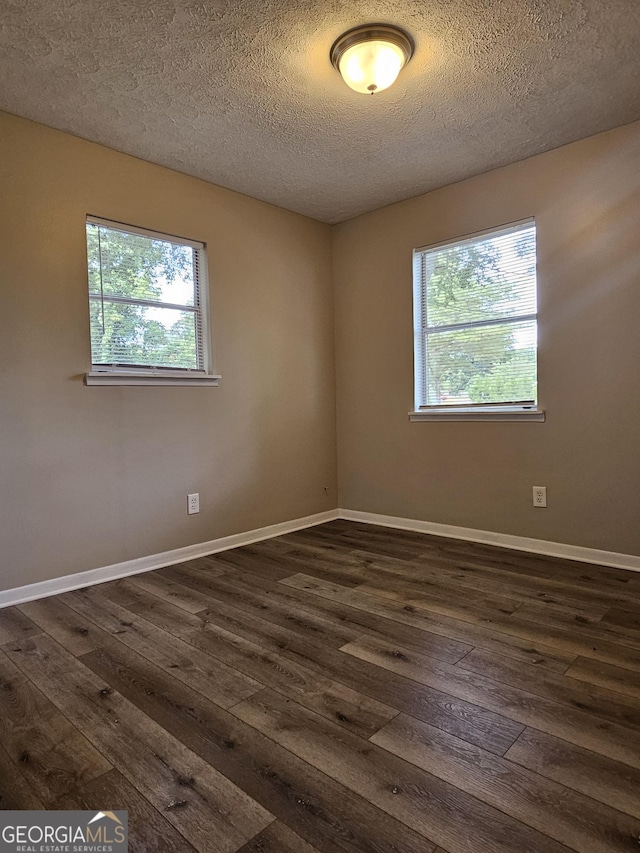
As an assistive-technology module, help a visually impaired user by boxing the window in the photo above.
[412,219,542,421]
[85,217,219,386]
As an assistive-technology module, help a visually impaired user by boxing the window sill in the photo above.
[85,371,221,387]
[409,407,545,422]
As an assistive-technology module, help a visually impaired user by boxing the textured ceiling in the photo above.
[1,0,640,223]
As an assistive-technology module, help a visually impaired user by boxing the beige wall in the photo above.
[333,121,640,555]
[2,113,639,596]
[0,112,337,591]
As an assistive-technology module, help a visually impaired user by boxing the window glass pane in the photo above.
[90,300,198,369]
[425,319,537,406]
[424,225,536,328]
[86,223,195,307]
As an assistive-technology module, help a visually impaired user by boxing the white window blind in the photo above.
[413,219,538,410]
[86,216,209,373]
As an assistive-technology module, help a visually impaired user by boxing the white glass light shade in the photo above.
[330,25,414,95]
[338,40,405,94]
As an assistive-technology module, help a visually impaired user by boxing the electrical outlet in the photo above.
[532,486,547,508]
[187,493,200,515]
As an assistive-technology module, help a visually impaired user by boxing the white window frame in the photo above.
[411,218,544,422]
[84,216,220,387]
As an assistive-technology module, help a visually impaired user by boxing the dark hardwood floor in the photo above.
[1,519,640,852]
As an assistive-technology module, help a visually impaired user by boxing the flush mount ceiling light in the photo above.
[330,24,414,95]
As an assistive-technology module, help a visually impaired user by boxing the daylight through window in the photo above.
[86,217,209,373]
[413,220,537,410]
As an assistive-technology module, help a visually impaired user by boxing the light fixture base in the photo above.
[330,24,414,73]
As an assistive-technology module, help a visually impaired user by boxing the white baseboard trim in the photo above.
[0,509,339,610]
[4,505,638,610]
[338,509,640,572]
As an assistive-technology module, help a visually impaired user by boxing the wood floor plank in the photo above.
[514,603,640,652]
[54,769,196,852]
[405,535,580,573]
[484,613,640,673]
[80,637,434,853]
[164,564,472,664]
[270,522,640,615]
[548,563,640,595]
[283,525,428,561]
[341,634,640,769]
[505,728,640,821]
[601,607,640,632]
[409,537,558,580]
[99,578,174,611]
[329,521,631,595]
[277,541,589,621]
[455,647,640,731]
[160,563,362,649]
[0,743,44,809]
[565,656,640,700]
[5,520,639,853]
[298,536,618,617]
[384,560,616,620]
[400,553,620,617]
[3,633,274,853]
[19,596,102,656]
[94,578,151,607]
[232,688,571,853]
[113,585,398,739]
[182,555,231,571]
[238,537,376,589]
[127,572,213,614]
[60,587,263,708]
[325,568,525,624]
[343,577,640,672]
[370,712,640,852]
[203,569,473,663]
[303,523,635,596]
[193,594,524,755]
[257,534,383,570]
[281,574,577,673]
[415,535,633,590]
[0,605,41,645]
[415,544,633,606]
[236,822,323,853]
[315,522,467,564]
[0,648,112,803]
[206,545,309,582]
